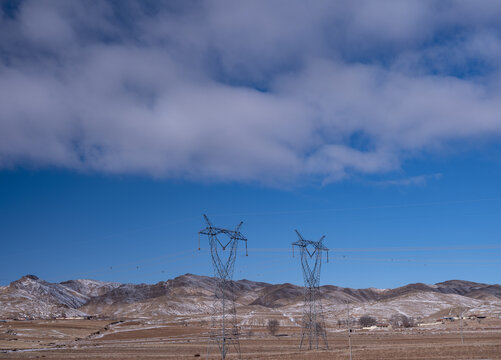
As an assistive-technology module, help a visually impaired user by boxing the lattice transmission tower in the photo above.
[199,214,248,360]
[292,230,329,350]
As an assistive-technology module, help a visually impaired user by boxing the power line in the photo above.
[247,244,501,253]
[40,246,501,284]
[46,249,198,281]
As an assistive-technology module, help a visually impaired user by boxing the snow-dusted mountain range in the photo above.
[1,274,500,322]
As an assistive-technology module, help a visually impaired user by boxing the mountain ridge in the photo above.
[1,274,500,321]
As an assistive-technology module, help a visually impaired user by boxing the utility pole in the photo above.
[347,302,353,360]
[199,214,248,360]
[460,308,465,345]
[292,230,329,350]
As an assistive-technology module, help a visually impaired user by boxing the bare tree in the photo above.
[390,314,415,328]
[359,315,377,327]
[267,319,279,336]
[402,315,415,328]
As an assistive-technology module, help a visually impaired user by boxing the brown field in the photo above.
[1,318,501,359]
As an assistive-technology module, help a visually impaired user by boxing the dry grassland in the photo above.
[1,318,500,359]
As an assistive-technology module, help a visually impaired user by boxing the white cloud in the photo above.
[374,173,443,187]
[1,1,501,185]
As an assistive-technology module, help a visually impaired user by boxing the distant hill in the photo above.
[1,274,500,322]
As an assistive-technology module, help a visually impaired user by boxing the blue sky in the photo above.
[1,1,501,288]
[1,149,501,288]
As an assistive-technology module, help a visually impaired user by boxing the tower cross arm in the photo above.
[317,243,329,251]
[292,240,307,248]
[199,227,226,236]
[228,230,247,242]
[232,234,247,242]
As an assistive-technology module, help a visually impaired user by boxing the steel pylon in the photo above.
[292,230,329,350]
[199,214,248,360]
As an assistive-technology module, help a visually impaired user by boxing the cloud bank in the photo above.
[1,0,501,185]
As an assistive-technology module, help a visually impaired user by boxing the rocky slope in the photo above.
[0,275,89,319]
[60,279,121,297]
[1,274,500,322]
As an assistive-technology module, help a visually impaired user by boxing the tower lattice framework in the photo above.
[199,214,248,360]
[292,229,329,350]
